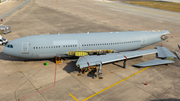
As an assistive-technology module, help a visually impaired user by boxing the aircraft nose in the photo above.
[3,46,10,56]
[3,46,7,54]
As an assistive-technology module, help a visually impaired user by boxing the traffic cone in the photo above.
[145,81,148,85]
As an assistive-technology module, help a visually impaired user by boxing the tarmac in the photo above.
[0,0,180,101]
[0,0,25,16]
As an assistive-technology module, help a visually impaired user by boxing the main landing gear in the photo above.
[77,62,103,79]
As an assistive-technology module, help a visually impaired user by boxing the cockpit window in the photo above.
[6,44,13,48]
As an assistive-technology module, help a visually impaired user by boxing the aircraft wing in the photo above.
[76,49,158,68]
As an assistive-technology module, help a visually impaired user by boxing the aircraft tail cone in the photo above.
[145,81,148,85]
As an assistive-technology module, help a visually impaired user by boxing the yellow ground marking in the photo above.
[69,93,79,101]
[82,67,149,101]
[102,0,180,17]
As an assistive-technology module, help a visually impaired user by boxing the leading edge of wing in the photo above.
[76,49,158,68]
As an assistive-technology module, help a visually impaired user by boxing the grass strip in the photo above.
[124,1,180,13]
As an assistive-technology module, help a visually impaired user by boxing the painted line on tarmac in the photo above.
[102,0,180,17]
[18,64,57,101]
[69,93,79,101]
[56,0,58,6]
[82,67,150,101]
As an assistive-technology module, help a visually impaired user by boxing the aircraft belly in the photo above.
[39,53,56,58]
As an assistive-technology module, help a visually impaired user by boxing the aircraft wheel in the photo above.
[77,74,81,76]
[99,77,103,79]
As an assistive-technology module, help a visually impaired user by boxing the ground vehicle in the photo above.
[0,25,11,34]
[0,35,8,45]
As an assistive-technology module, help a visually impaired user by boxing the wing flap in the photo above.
[121,49,158,59]
[134,59,174,67]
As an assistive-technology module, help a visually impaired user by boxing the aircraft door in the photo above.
[22,42,29,54]
[78,43,82,50]
[141,36,147,46]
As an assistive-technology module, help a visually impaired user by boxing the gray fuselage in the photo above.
[3,30,169,59]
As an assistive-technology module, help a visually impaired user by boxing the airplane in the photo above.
[3,30,176,78]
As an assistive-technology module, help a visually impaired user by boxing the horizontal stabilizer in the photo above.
[76,49,157,68]
[134,59,174,67]
[157,47,177,58]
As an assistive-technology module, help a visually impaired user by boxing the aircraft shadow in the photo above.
[63,61,77,74]
[87,72,97,79]
[0,52,31,61]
